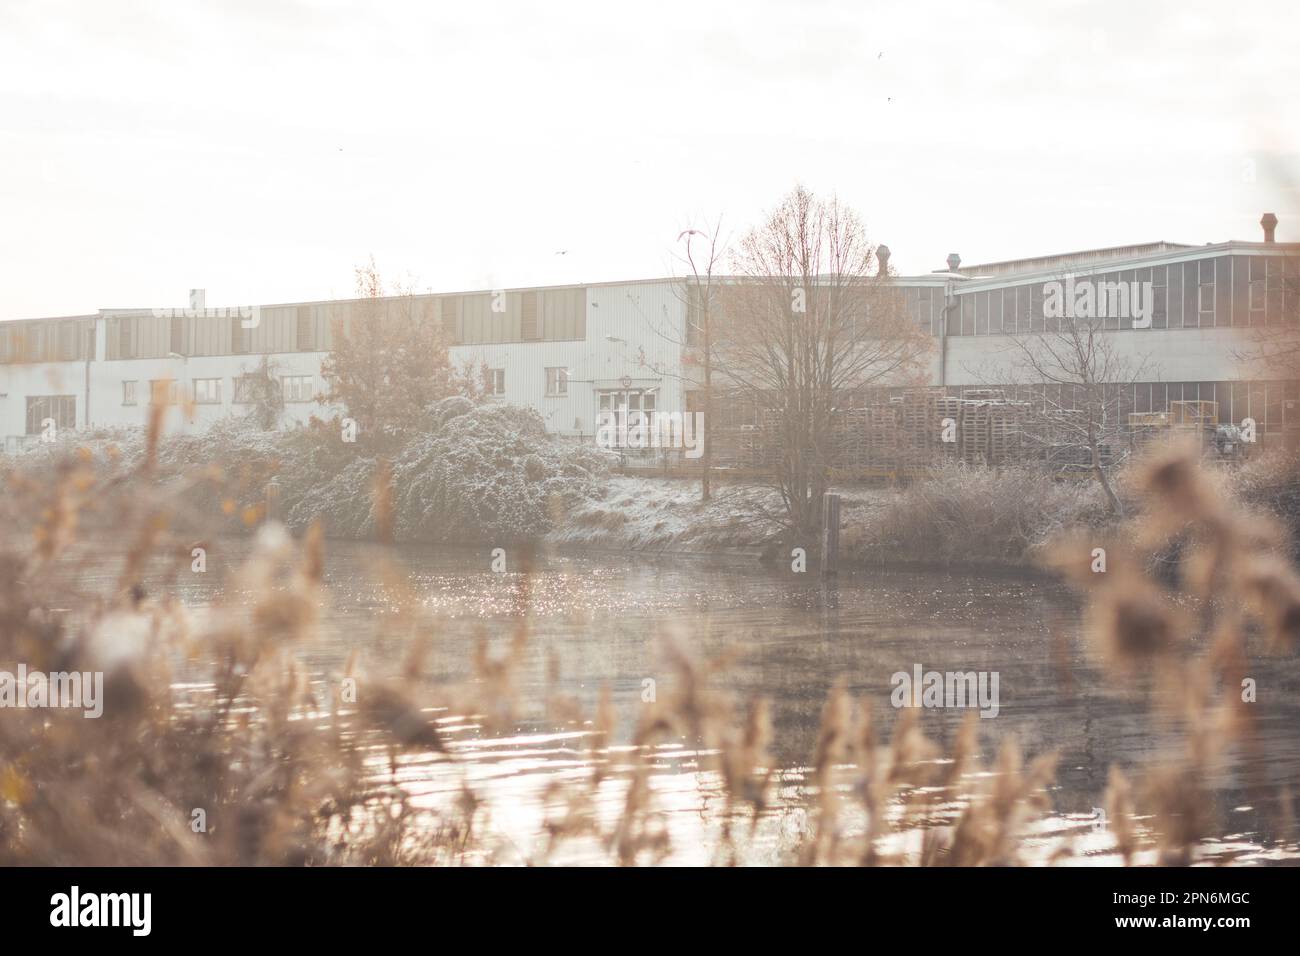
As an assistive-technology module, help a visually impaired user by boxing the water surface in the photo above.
[116,538,1300,864]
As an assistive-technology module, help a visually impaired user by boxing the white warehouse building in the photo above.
[2,220,1297,453]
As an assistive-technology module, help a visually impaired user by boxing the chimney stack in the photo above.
[946,253,961,273]
[876,244,891,276]
[1261,213,1278,243]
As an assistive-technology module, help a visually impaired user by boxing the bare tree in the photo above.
[998,295,1149,516]
[320,257,474,449]
[634,220,729,501]
[716,186,930,541]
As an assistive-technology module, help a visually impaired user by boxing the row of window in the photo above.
[488,367,568,397]
[905,255,1300,336]
[120,375,317,406]
[0,320,93,363]
[95,290,589,361]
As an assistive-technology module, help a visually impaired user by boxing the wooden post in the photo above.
[821,492,841,577]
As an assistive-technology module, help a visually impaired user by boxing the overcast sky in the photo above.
[1,0,1297,320]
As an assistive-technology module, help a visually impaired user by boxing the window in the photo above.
[296,306,314,350]
[26,395,75,435]
[59,321,78,360]
[545,367,569,396]
[149,379,179,405]
[598,389,655,413]
[122,380,138,405]
[440,297,461,344]
[118,318,133,359]
[282,375,314,403]
[1152,266,1168,327]
[231,315,247,354]
[484,368,505,395]
[233,375,256,404]
[1250,257,1266,313]
[193,378,222,404]
[521,291,539,341]
[1198,259,1215,321]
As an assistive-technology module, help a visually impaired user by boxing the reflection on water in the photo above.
[142,538,1300,865]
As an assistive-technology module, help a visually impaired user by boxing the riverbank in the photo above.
[554,464,1109,571]
[5,411,1297,575]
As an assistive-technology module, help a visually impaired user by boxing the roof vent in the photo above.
[1261,213,1278,243]
[876,244,891,276]
[946,253,961,272]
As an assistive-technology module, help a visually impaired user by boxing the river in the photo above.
[140,537,1300,865]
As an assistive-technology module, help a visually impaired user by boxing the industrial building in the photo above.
[2,216,1296,458]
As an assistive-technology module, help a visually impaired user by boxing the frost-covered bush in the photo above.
[4,399,613,544]
[284,453,379,538]
[389,399,611,542]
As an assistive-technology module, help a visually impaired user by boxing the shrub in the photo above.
[389,400,611,543]
[846,462,1107,567]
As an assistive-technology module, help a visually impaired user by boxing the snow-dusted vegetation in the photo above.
[4,400,614,545]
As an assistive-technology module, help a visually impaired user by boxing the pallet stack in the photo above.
[988,402,1026,464]
[935,395,964,460]
[834,408,871,469]
[960,399,991,464]
[896,390,937,466]
[864,405,901,469]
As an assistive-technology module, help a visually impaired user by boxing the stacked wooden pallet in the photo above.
[894,390,936,465]
[988,402,1026,464]
[864,405,900,468]
[960,399,991,464]
[935,396,964,460]
[834,408,871,469]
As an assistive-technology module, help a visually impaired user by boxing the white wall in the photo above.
[0,280,690,444]
[449,280,686,436]
[0,348,332,443]
[944,327,1252,387]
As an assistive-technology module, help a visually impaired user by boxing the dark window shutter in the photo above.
[521,291,539,341]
